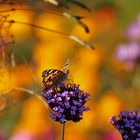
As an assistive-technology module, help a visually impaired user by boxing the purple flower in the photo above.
[125,15,140,40]
[115,42,140,70]
[41,83,89,123]
[109,110,140,140]
[116,42,140,61]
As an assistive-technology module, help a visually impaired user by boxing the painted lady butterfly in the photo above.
[42,59,69,91]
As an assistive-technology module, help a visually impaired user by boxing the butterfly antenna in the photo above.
[61,59,69,72]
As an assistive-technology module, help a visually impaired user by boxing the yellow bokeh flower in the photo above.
[96,91,123,126]
[8,5,33,41]
[15,97,49,135]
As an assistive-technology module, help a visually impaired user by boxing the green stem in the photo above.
[61,123,65,140]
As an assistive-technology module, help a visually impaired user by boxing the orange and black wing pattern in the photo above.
[42,59,69,91]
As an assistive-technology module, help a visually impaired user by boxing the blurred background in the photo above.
[0,0,140,139]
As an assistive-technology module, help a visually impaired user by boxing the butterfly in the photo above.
[42,59,69,91]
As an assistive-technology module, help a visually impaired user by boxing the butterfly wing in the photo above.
[42,59,70,91]
[42,69,68,91]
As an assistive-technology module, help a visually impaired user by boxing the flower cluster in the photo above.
[41,83,89,123]
[115,14,140,71]
[116,42,140,62]
[109,110,140,140]
[115,42,140,70]
[126,14,140,40]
